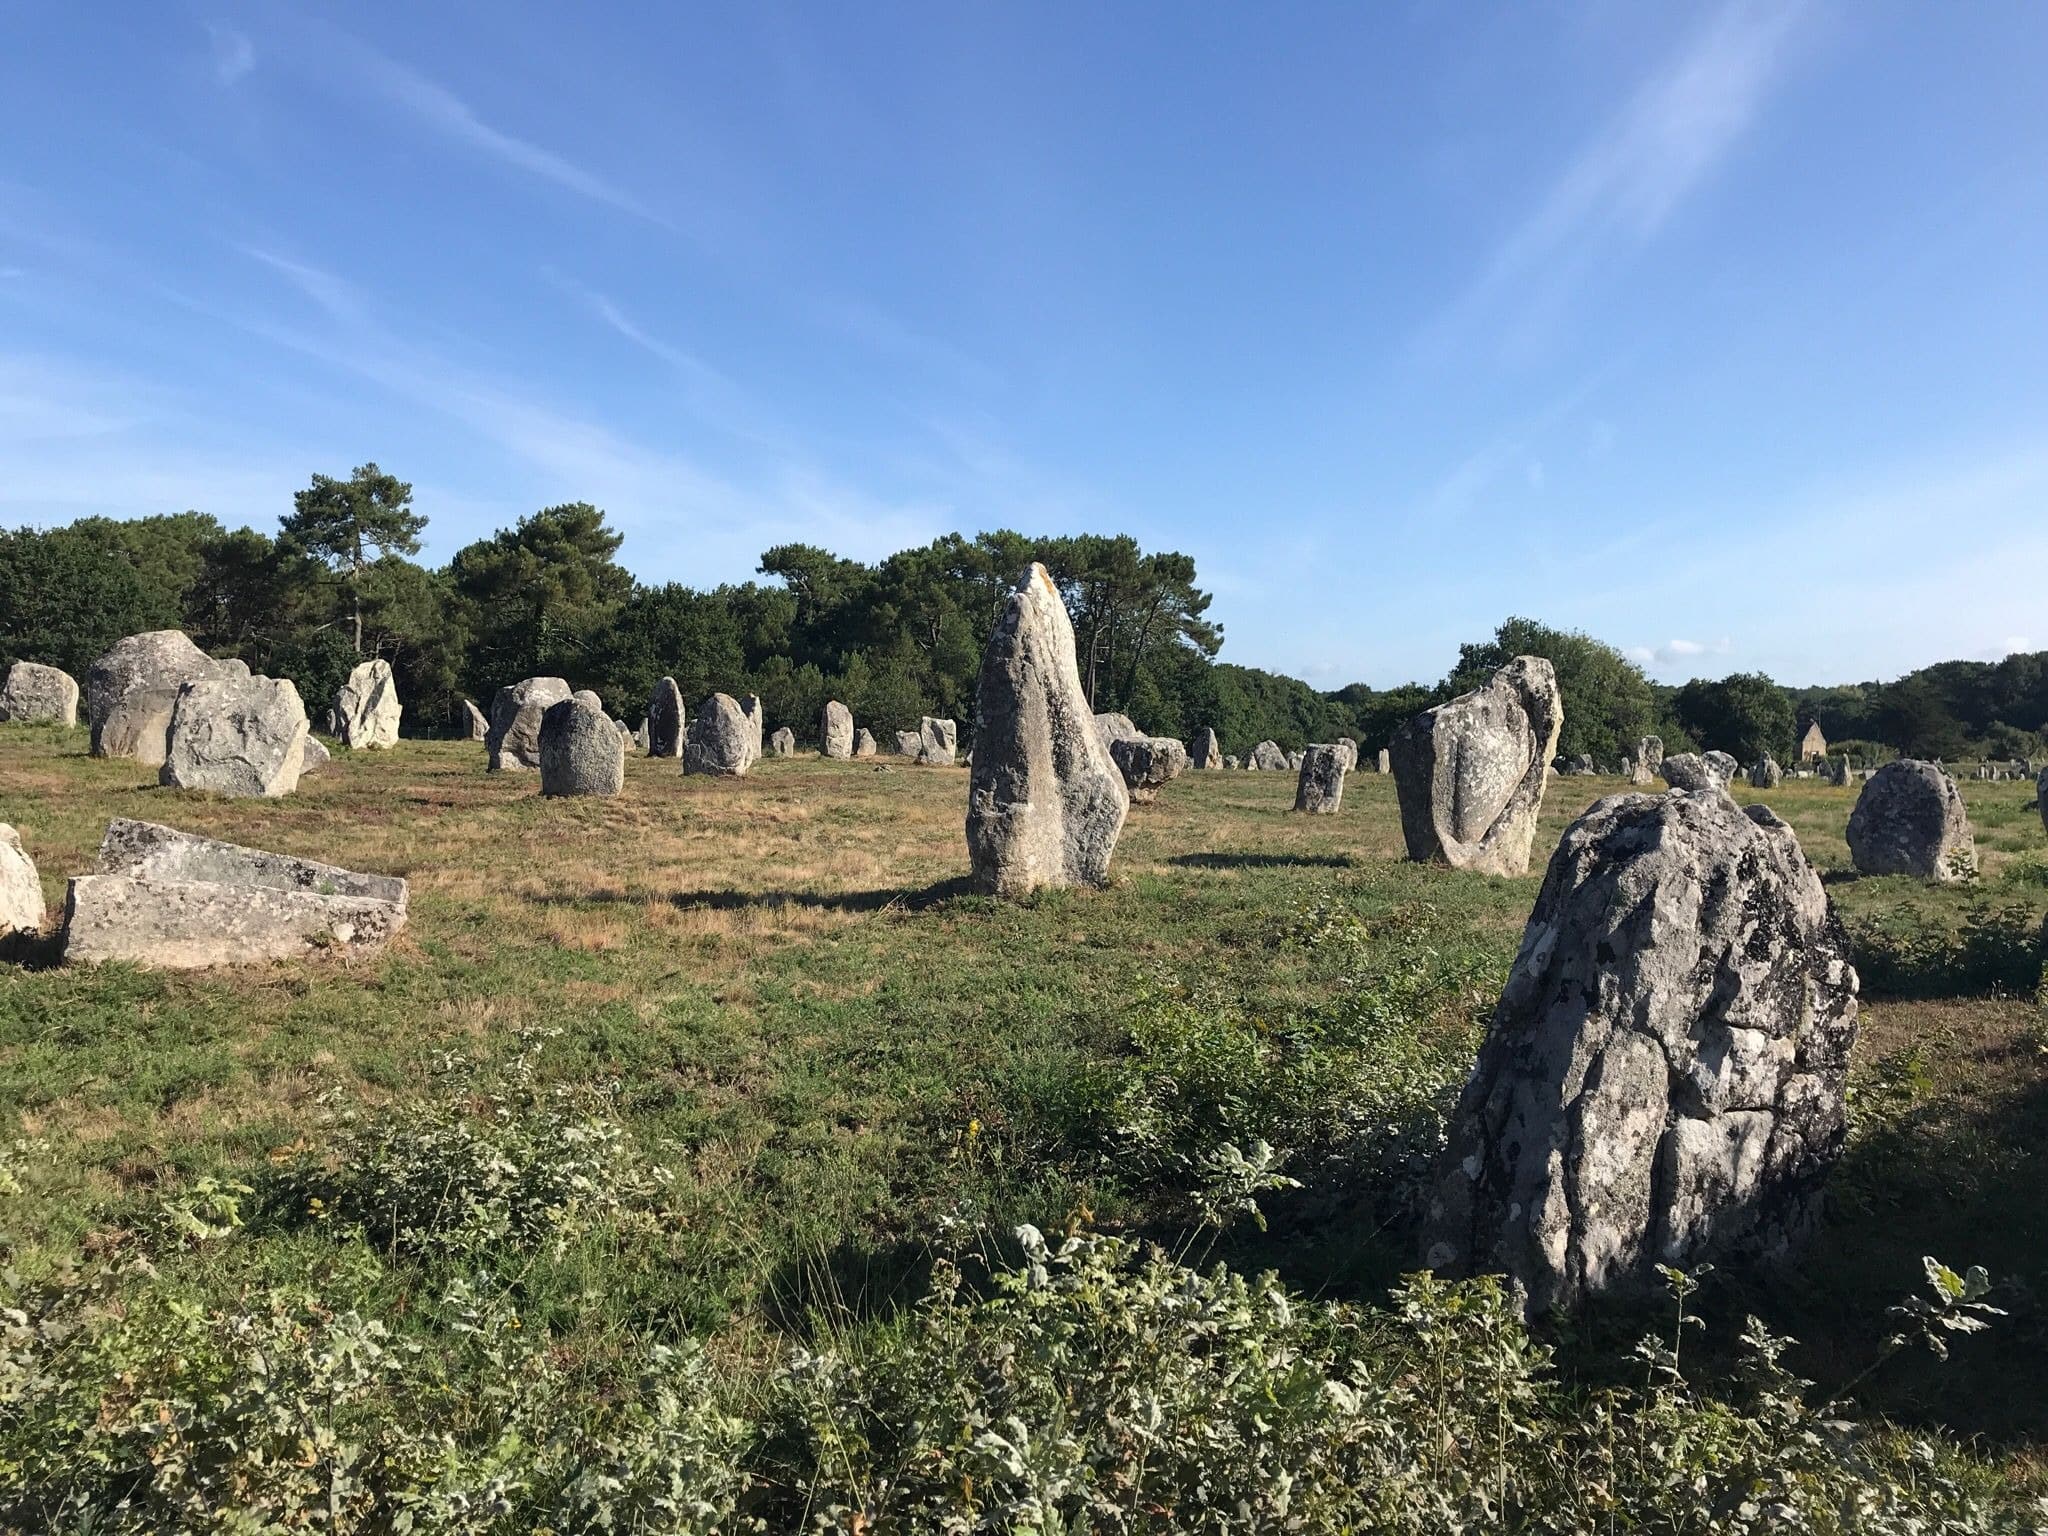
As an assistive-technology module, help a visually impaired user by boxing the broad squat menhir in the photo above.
[1391,655,1562,876]
[685,692,753,777]
[1423,789,1859,1316]
[539,695,625,797]
[487,677,571,770]
[89,630,240,764]
[1294,743,1346,813]
[333,658,401,749]
[159,674,310,798]
[0,661,80,726]
[966,564,1129,895]
[1846,759,1977,882]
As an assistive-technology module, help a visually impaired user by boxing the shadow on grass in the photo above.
[563,875,980,916]
[0,927,66,971]
[1166,852,1356,871]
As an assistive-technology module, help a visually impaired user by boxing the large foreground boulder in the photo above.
[1391,656,1563,876]
[919,716,958,765]
[1108,735,1189,805]
[1294,744,1346,814]
[967,564,1129,894]
[1422,790,1859,1316]
[159,676,309,798]
[487,677,572,770]
[539,696,626,797]
[62,819,408,969]
[1249,740,1288,772]
[88,631,238,763]
[645,678,684,758]
[333,659,401,749]
[0,662,80,726]
[821,700,854,759]
[1847,760,1977,882]
[0,825,44,938]
[1190,727,1221,769]
[685,693,753,777]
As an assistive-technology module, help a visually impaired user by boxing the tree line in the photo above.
[2,463,2043,761]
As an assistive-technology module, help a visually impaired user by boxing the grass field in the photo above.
[2,725,2045,1519]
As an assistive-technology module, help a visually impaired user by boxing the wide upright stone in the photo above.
[1249,740,1288,772]
[1704,750,1739,784]
[0,662,80,726]
[645,677,685,758]
[895,729,923,758]
[853,727,877,758]
[1391,656,1563,876]
[538,696,626,797]
[1628,736,1664,786]
[0,824,44,938]
[821,700,855,759]
[1749,755,1782,788]
[88,631,234,762]
[919,716,958,766]
[1799,720,1828,761]
[487,678,572,771]
[1847,760,1977,882]
[1422,790,1859,1316]
[1294,744,1346,814]
[1108,735,1189,806]
[966,564,1129,895]
[62,818,408,969]
[770,726,796,758]
[685,693,752,777]
[333,659,401,749]
[456,699,489,740]
[160,675,309,798]
[1658,753,1727,793]
[1190,727,1221,769]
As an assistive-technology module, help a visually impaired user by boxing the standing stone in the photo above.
[770,726,796,758]
[88,631,235,763]
[1224,755,1241,770]
[1704,750,1739,783]
[159,675,309,798]
[1824,755,1851,787]
[1287,749,1306,772]
[0,662,80,726]
[1847,760,1977,882]
[1294,744,1346,814]
[1391,656,1563,877]
[1657,753,1728,793]
[1093,713,1144,748]
[1333,738,1358,773]
[487,678,572,771]
[1109,736,1189,805]
[685,693,753,777]
[1749,755,1782,788]
[853,727,877,758]
[645,678,685,758]
[333,659,401,749]
[634,720,650,754]
[300,736,330,773]
[1423,790,1858,1316]
[1249,740,1288,772]
[457,699,489,741]
[2039,766,2048,836]
[1628,736,1665,786]
[1190,727,1222,769]
[821,700,855,760]
[0,824,44,938]
[740,695,764,765]
[966,563,1129,895]
[919,716,959,766]
[895,730,924,758]
[1375,748,1391,775]
[539,696,626,797]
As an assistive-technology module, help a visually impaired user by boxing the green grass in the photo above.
[2,728,2045,1491]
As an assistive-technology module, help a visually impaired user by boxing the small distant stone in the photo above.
[919,716,958,765]
[457,699,488,741]
[821,700,854,759]
[1190,726,1222,769]
[300,736,330,772]
[487,678,572,771]
[1749,755,1782,788]
[1109,735,1189,805]
[853,727,877,758]
[1250,740,1288,772]
[1658,753,1727,793]
[1294,744,1346,814]
[770,726,796,757]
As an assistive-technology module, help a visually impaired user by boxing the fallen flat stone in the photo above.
[685,692,753,777]
[0,824,44,938]
[1847,760,1977,882]
[0,661,80,726]
[967,563,1129,894]
[1190,726,1222,769]
[62,818,408,970]
[333,659,401,749]
[821,700,854,759]
[1423,790,1858,1316]
[539,696,626,797]
[487,677,572,771]
[1391,656,1563,876]
[1294,744,1346,814]
[1108,735,1189,805]
[88,631,236,763]
[159,675,309,798]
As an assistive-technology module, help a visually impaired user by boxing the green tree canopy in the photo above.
[281,464,426,653]
[1671,672,1796,763]
[1442,617,1663,766]
[448,502,632,693]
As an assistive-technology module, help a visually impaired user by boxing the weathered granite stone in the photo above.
[1825,756,1850,787]
[740,695,764,765]
[1847,760,1977,882]
[853,727,877,758]
[88,631,235,762]
[919,716,958,765]
[966,563,1129,894]
[1093,713,1144,746]
[0,824,44,938]
[1704,750,1739,784]
[770,726,796,758]
[1108,735,1189,805]
[634,720,650,754]
[300,736,330,772]
[62,818,408,969]
[1628,736,1664,786]
[1376,748,1391,775]
[571,689,604,715]
[487,677,572,771]
[645,677,685,758]
[1224,755,1241,770]
[0,662,80,726]
[685,693,753,777]
[821,700,855,759]
[1749,756,1782,788]
[1250,740,1288,772]
[159,675,309,798]
[539,696,626,797]
[333,659,401,749]
[1391,656,1563,876]
[1294,744,1346,814]
[1658,753,1727,793]
[895,729,924,758]
[1190,727,1222,769]
[457,699,489,740]
[1562,754,1596,776]
[1422,790,1859,1316]
[2039,766,2048,836]
[1333,738,1358,773]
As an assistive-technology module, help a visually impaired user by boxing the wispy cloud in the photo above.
[205,23,255,87]
[1626,637,1732,668]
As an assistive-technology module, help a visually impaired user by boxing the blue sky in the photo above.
[3,2,2044,690]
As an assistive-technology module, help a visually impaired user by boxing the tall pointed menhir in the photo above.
[966,564,1129,894]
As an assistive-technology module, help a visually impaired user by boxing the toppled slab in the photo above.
[62,819,408,969]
